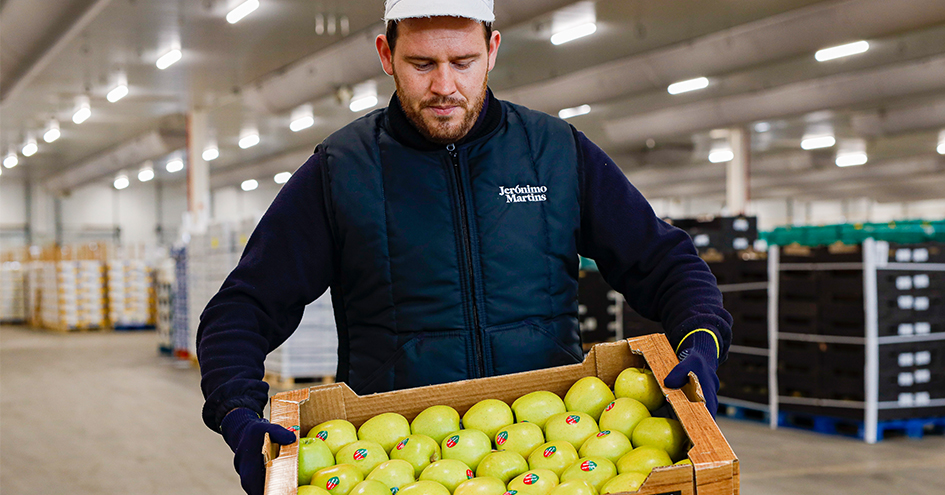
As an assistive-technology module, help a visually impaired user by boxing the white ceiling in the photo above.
[2,0,944,203]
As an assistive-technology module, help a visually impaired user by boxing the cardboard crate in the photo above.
[263,334,738,495]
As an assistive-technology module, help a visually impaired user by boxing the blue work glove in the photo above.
[221,407,298,495]
[664,330,721,418]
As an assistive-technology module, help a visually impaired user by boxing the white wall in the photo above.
[211,182,281,224]
[1,178,27,225]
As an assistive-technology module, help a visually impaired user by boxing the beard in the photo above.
[394,72,488,145]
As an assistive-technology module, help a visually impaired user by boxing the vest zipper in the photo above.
[447,143,485,378]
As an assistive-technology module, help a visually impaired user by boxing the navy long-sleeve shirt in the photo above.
[197,91,732,432]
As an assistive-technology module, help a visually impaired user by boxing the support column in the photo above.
[726,127,749,216]
[187,110,211,233]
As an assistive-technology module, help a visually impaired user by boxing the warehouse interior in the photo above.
[2,0,945,494]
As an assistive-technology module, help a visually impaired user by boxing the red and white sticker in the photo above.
[543,446,557,458]
[565,415,580,425]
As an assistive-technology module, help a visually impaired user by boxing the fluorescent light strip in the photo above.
[166,159,184,173]
[836,152,868,167]
[801,135,836,150]
[22,140,38,157]
[550,22,597,46]
[241,179,259,191]
[43,123,61,143]
[156,49,182,70]
[290,116,315,132]
[202,146,219,161]
[238,134,260,149]
[227,0,260,24]
[114,175,130,190]
[815,41,869,62]
[274,172,292,184]
[107,84,129,103]
[558,104,591,120]
[73,106,91,124]
[709,149,735,163]
[138,167,154,182]
[349,95,378,112]
[3,153,18,168]
[668,77,709,95]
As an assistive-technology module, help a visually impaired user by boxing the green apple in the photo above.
[599,472,648,494]
[674,459,692,466]
[308,419,360,455]
[441,429,492,471]
[543,412,599,452]
[577,430,631,465]
[548,480,597,495]
[312,464,365,495]
[614,368,664,412]
[359,413,411,453]
[399,480,452,495]
[337,440,390,476]
[496,422,545,458]
[350,480,392,495]
[367,459,416,492]
[299,486,333,495]
[299,436,336,485]
[559,457,616,493]
[630,418,688,462]
[564,377,615,421]
[419,459,475,493]
[476,451,529,484]
[454,476,508,495]
[597,398,650,441]
[412,406,461,445]
[526,441,579,477]
[390,434,441,477]
[507,469,559,495]
[463,399,515,445]
[616,446,672,475]
[511,391,567,428]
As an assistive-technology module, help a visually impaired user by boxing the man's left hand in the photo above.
[663,329,720,418]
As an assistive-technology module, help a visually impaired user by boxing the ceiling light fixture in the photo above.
[835,152,868,167]
[43,120,61,143]
[166,158,184,173]
[202,144,220,161]
[241,179,258,191]
[73,96,91,124]
[667,77,709,95]
[801,135,836,150]
[156,49,182,70]
[754,122,771,133]
[938,130,945,155]
[815,40,869,62]
[238,131,260,149]
[107,83,129,103]
[550,22,597,45]
[3,152,18,168]
[290,105,315,132]
[21,138,38,157]
[227,0,259,24]
[138,164,155,182]
[708,147,735,163]
[274,172,292,184]
[114,174,130,190]
[558,104,591,120]
[349,95,378,112]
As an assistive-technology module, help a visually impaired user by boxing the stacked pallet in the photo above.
[186,222,239,358]
[29,244,108,331]
[265,290,338,386]
[670,215,759,256]
[775,240,945,442]
[170,246,190,358]
[107,259,154,329]
[0,261,27,323]
[155,258,175,354]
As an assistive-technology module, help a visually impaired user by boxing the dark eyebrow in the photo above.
[403,53,481,64]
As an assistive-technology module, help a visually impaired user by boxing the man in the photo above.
[197,1,732,494]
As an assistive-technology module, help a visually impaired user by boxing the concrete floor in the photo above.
[2,324,944,495]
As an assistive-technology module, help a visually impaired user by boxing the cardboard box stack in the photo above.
[187,222,239,358]
[0,260,27,323]
[171,246,190,358]
[107,258,154,328]
[76,259,106,329]
[155,257,176,354]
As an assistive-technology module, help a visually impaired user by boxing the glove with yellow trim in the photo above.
[664,329,720,418]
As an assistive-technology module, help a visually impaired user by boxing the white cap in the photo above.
[384,0,495,23]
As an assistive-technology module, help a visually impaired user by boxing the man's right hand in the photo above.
[221,408,298,495]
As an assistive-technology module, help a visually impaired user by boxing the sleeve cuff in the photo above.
[675,328,721,360]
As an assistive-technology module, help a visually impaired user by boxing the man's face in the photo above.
[376,17,501,144]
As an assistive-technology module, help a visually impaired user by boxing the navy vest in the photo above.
[320,100,583,394]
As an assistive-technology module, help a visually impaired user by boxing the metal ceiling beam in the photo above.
[603,54,945,145]
[498,0,945,114]
[44,129,185,194]
[0,0,113,104]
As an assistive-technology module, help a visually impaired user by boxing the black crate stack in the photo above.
[670,216,758,255]
[577,270,621,347]
[775,240,945,442]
